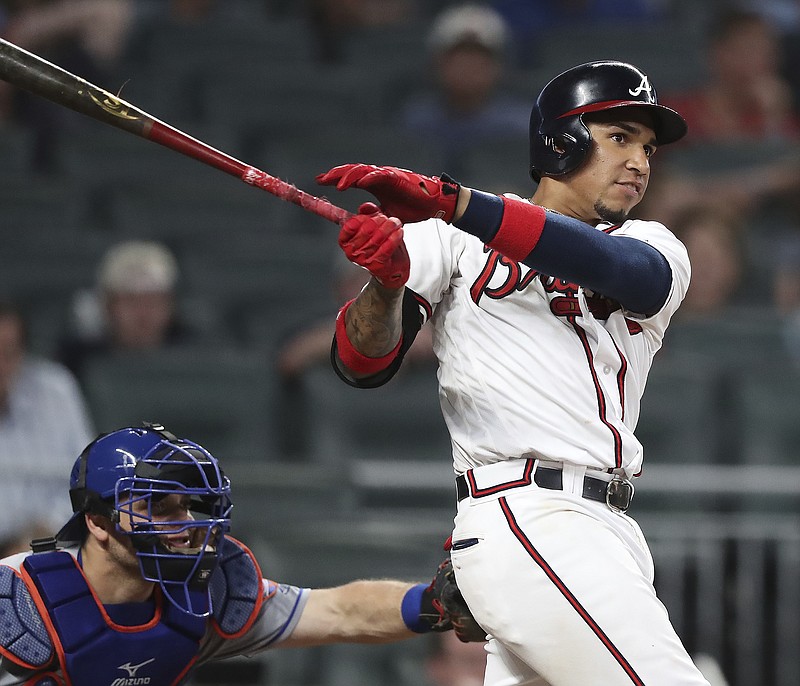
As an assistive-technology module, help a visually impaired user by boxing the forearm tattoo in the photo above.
[345,278,404,357]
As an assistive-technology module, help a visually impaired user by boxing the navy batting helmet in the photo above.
[529,60,687,181]
[57,423,232,617]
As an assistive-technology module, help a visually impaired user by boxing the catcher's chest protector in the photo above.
[0,537,263,685]
[13,550,206,685]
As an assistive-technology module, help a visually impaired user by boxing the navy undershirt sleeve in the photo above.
[527,212,672,315]
[454,191,672,316]
[454,189,504,243]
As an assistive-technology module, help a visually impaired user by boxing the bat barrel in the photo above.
[0,38,149,137]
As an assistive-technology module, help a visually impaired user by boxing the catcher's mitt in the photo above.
[420,558,487,642]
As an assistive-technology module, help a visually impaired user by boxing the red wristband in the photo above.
[335,300,403,376]
[486,198,546,262]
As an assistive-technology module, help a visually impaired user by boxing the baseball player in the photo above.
[0,424,482,685]
[316,61,711,685]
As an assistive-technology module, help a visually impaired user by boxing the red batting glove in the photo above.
[317,164,460,224]
[339,203,409,289]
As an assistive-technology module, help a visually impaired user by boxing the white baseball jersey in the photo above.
[402,202,691,479]
[397,201,709,684]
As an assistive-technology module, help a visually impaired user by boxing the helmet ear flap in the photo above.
[530,115,591,181]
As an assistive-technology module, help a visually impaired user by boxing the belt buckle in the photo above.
[605,476,634,513]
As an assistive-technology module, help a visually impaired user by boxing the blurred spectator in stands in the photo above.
[0,0,135,72]
[0,0,139,169]
[399,3,529,173]
[0,0,221,168]
[277,254,369,380]
[634,153,800,230]
[165,0,217,22]
[744,1,800,119]
[489,0,662,67]
[57,240,196,384]
[740,0,800,34]
[669,204,747,319]
[0,299,94,553]
[639,8,800,228]
[305,0,417,63]
[665,8,800,143]
[424,631,486,686]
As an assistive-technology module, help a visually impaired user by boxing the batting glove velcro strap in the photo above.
[317,164,460,224]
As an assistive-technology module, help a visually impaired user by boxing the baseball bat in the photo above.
[0,38,352,225]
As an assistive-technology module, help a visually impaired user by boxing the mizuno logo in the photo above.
[628,75,651,97]
[110,658,155,685]
[118,659,155,677]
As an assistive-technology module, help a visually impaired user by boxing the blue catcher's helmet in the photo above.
[529,60,687,181]
[57,423,232,617]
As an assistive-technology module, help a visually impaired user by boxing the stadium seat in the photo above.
[0,124,37,174]
[178,235,337,346]
[255,124,448,206]
[301,366,450,465]
[0,173,91,232]
[453,134,534,195]
[534,22,706,93]
[636,352,723,465]
[199,62,386,145]
[54,120,241,198]
[663,307,789,372]
[733,365,800,465]
[106,176,288,246]
[299,366,454,513]
[82,346,278,463]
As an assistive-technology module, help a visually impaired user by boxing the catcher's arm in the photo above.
[282,559,486,648]
[283,579,415,647]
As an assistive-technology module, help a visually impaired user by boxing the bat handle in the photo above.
[242,167,352,225]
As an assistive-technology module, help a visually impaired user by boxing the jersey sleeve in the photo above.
[403,217,466,310]
[612,219,691,327]
[198,582,310,663]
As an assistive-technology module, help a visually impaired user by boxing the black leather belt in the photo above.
[456,466,634,512]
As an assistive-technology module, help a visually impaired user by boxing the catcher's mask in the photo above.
[57,423,232,617]
[529,60,687,181]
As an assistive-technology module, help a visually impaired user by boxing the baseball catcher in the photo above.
[0,424,484,685]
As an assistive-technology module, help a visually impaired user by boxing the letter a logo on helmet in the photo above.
[628,74,652,97]
[528,60,687,181]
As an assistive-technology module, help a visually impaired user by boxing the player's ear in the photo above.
[85,512,112,541]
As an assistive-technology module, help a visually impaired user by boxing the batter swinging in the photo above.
[316,61,710,685]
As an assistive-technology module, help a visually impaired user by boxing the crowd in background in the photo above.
[0,1,799,684]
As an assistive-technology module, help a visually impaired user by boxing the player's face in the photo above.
[120,493,211,552]
[569,110,658,224]
[105,291,175,349]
